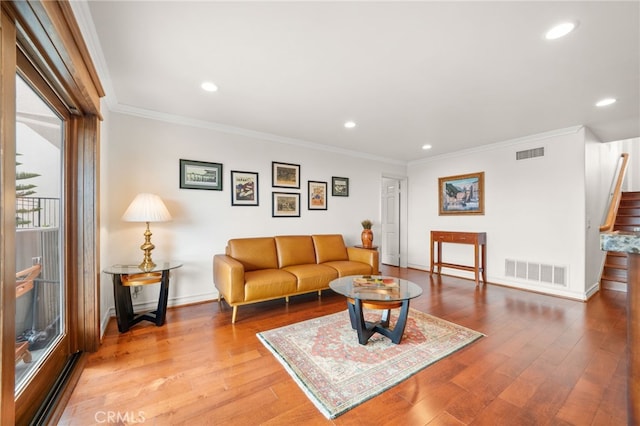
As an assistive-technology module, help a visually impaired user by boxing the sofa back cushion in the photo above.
[227,237,278,271]
[312,234,349,263]
[275,235,317,268]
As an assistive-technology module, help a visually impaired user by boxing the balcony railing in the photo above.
[16,197,60,229]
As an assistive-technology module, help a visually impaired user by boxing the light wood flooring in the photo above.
[59,266,629,425]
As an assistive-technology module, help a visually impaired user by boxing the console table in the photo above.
[104,261,182,332]
[430,231,486,286]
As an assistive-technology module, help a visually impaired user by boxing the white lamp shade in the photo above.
[122,193,172,223]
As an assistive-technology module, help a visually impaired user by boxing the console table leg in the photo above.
[482,244,487,283]
[474,243,480,286]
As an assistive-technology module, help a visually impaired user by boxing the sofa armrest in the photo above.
[213,254,245,304]
[347,247,379,274]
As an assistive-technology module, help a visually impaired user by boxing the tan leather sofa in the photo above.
[213,234,379,322]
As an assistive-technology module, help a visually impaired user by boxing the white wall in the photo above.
[99,112,406,327]
[98,113,636,333]
[407,127,590,299]
[621,137,640,191]
[584,129,621,297]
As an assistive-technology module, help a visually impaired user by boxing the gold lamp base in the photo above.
[139,222,156,271]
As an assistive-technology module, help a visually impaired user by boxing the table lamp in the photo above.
[122,193,172,270]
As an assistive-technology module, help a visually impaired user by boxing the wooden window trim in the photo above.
[1,1,103,424]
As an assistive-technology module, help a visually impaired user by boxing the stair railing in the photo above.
[600,153,629,232]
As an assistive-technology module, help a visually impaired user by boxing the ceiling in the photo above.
[74,1,640,163]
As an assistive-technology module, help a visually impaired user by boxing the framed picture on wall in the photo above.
[179,159,223,190]
[332,176,349,196]
[308,181,327,210]
[231,170,259,206]
[438,171,485,215]
[272,192,300,217]
[272,162,300,189]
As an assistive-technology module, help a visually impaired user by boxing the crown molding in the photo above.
[408,125,584,167]
[69,0,118,110]
[112,103,407,166]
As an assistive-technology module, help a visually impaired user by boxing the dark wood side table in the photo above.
[430,231,486,286]
[104,262,182,332]
[353,245,379,250]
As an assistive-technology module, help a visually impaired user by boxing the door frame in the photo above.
[380,174,408,268]
[1,1,103,424]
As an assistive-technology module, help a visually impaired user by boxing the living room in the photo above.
[2,0,639,424]
[83,1,639,334]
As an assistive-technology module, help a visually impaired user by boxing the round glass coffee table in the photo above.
[329,275,423,345]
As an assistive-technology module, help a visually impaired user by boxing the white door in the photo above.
[381,177,401,266]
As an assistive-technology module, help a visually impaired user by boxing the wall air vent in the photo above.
[505,258,568,288]
[516,147,545,160]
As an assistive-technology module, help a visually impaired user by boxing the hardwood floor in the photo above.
[59,266,628,425]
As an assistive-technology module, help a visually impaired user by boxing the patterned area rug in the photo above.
[257,308,484,419]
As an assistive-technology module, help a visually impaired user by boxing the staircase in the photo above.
[601,191,640,291]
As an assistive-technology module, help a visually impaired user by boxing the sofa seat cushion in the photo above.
[244,269,297,301]
[283,264,338,292]
[323,260,373,277]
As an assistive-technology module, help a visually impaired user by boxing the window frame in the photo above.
[1,1,104,424]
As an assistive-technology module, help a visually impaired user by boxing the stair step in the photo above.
[619,196,640,202]
[614,225,640,232]
[603,263,627,274]
[616,207,640,215]
[604,258,627,268]
[600,192,640,286]
[615,216,640,225]
[601,272,627,283]
[601,280,628,292]
[621,191,640,200]
[606,251,627,257]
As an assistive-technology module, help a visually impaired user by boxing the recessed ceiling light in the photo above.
[545,22,576,40]
[344,121,356,129]
[596,98,617,107]
[201,81,218,92]
[422,144,432,150]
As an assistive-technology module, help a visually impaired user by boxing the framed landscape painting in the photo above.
[272,192,300,217]
[179,159,222,190]
[231,170,259,206]
[308,181,327,210]
[331,176,349,197]
[438,171,485,215]
[272,162,300,189]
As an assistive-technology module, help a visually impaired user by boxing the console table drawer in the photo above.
[431,231,485,244]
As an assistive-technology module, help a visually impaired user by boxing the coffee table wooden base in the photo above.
[346,297,410,345]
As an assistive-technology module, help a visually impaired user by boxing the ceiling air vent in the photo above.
[516,147,544,160]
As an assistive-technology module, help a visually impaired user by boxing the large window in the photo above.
[1,1,103,424]
[14,75,65,395]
